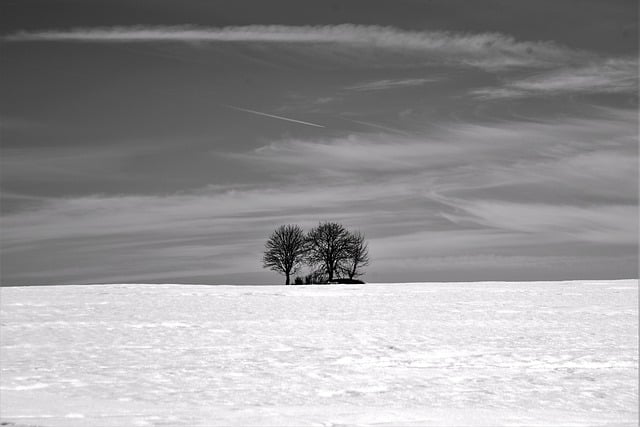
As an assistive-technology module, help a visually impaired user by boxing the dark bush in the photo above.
[294,276,304,285]
[327,278,365,284]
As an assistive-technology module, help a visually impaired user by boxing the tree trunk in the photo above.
[285,273,290,285]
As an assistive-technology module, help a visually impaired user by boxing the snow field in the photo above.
[0,280,637,426]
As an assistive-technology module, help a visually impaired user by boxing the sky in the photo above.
[0,0,638,285]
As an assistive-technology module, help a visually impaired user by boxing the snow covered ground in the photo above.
[0,280,637,426]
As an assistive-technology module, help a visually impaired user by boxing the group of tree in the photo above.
[262,222,370,285]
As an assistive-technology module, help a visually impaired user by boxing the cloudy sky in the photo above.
[1,0,638,285]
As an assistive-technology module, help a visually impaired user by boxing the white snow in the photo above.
[0,280,637,426]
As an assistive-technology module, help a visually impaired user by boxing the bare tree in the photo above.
[340,231,370,280]
[306,222,352,282]
[262,224,307,285]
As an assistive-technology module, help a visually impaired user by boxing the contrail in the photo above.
[343,118,411,136]
[225,105,325,128]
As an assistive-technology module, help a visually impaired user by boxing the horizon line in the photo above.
[2,278,636,288]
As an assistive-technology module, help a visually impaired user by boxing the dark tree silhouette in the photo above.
[340,231,370,280]
[306,222,352,282]
[262,224,307,285]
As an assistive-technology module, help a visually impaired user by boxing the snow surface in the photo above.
[0,280,637,426]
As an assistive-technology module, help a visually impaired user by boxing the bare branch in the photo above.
[262,224,308,285]
[338,230,370,279]
[306,222,353,282]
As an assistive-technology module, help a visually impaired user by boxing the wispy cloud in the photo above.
[241,107,637,176]
[2,137,636,284]
[472,57,638,98]
[238,135,456,173]
[1,100,636,283]
[2,24,590,70]
[0,180,416,284]
[0,180,415,249]
[4,109,633,244]
[345,78,440,91]
[435,199,637,244]
[235,107,637,246]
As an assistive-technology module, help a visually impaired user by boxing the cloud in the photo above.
[240,107,637,176]
[436,200,637,245]
[345,78,440,91]
[369,252,638,282]
[377,254,614,270]
[366,227,637,281]
[2,24,591,70]
[235,107,638,246]
[235,134,470,176]
[0,179,421,284]
[0,178,420,254]
[2,105,636,284]
[472,57,638,98]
